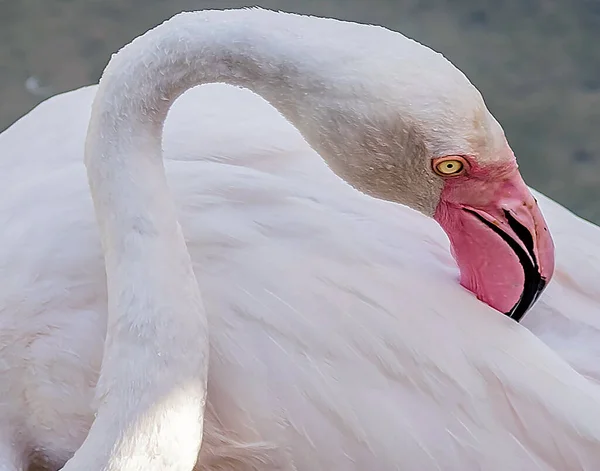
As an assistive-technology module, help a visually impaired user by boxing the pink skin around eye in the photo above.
[433,153,555,320]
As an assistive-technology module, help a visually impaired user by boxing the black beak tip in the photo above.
[505,275,547,322]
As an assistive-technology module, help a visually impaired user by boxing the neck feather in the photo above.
[71,8,426,470]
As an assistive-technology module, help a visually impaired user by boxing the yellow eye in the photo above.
[433,157,466,176]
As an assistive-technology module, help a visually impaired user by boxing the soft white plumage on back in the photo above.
[1,8,600,471]
[1,83,599,470]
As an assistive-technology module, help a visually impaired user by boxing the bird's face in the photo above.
[431,150,554,321]
[309,106,555,320]
[315,123,555,320]
[310,95,554,321]
[366,60,555,320]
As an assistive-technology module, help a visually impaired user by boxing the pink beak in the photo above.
[434,168,555,321]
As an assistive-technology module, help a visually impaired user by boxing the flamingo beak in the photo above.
[434,168,555,321]
[461,202,553,321]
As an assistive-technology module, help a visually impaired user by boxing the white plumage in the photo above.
[1,9,600,471]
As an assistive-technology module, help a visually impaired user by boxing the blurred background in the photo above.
[1,0,599,223]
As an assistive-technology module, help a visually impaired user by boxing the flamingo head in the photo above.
[305,34,555,320]
[431,152,554,321]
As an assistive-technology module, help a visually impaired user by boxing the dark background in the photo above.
[2,0,599,223]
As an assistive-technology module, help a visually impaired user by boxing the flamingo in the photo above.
[1,8,600,471]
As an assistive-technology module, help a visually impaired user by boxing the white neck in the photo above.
[64,8,463,470]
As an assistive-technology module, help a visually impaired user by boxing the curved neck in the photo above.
[67,9,377,471]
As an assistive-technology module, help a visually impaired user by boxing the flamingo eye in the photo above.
[433,156,467,176]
